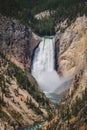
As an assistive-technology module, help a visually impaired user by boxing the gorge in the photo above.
[0,1,87,129]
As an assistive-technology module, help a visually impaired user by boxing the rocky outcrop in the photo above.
[35,10,55,20]
[0,14,40,71]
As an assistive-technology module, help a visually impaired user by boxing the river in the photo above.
[18,122,45,130]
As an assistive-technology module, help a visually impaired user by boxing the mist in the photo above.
[36,70,73,93]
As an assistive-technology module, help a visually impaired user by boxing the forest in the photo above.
[0,0,87,35]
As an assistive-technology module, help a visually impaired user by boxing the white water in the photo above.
[31,36,73,93]
[32,37,60,92]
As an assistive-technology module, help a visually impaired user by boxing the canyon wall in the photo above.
[57,15,87,99]
[43,16,87,130]
[0,14,40,71]
[56,16,87,77]
[0,15,51,130]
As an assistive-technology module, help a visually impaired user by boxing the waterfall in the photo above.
[32,36,60,92]
[32,37,55,77]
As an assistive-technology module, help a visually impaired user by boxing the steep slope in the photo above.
[0,15,51,130]
[0,14,40,71]
[42,16,87,130]
[55,16,87,93]
[56,16,87,76]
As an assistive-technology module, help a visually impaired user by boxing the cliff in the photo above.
[56,16,87,76]
[0,15,51,130]
[42,16,87,130]
[0,14,40,71]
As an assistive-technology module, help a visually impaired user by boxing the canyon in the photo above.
[0,13,87,130]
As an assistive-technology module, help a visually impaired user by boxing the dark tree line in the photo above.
[0,0,87,35]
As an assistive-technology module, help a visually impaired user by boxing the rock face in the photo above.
[0,15,51,130]
[0,14,40,71]
[42,16,87,130]
[55,15,87,98]
[56,15,87,77]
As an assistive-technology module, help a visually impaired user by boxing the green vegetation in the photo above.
[0,71,6,103]
[0,0,87,35]
[26,98,43,115]
[0,52,50,114]
[45,87,87,130]
[0,109,10,119]
[0,53,53,125]
[71,89,87,116]
[56,88,87,130]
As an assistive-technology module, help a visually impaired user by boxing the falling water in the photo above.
[31,36,60,92]
[32,37,55,76]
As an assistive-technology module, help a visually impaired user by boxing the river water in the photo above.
[19,122,44,130]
